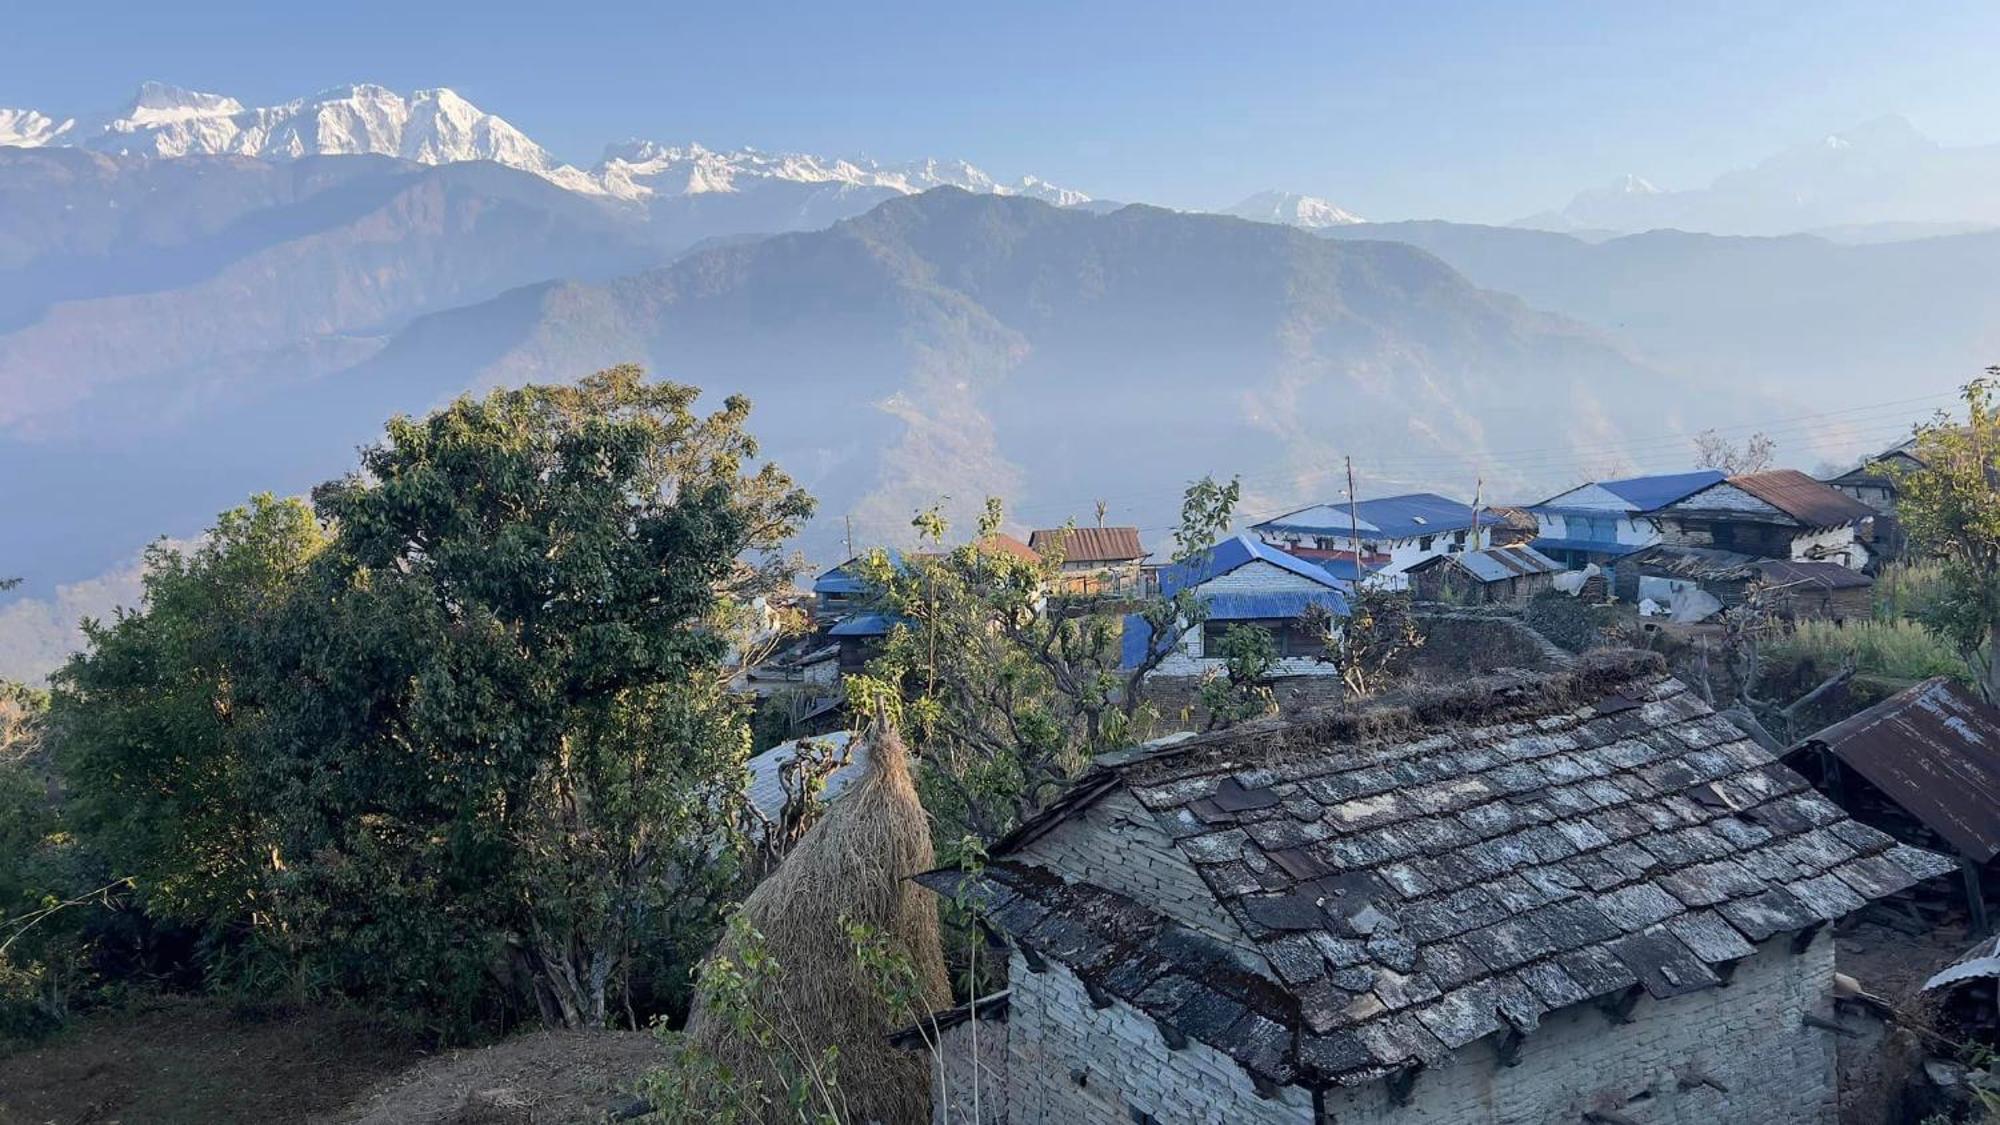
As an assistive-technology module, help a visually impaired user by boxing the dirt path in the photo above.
[0,996,423,1125]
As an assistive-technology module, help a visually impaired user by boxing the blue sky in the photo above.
[5,1,1998,222]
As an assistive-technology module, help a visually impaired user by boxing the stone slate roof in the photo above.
[920,651,1954,1090]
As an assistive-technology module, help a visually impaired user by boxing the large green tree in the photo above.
[52,367,812,1035]
[53,495,327,930]
[1897,373,2000,701]
[255,365,813,1030]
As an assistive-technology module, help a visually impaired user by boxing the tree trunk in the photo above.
[1986,622,2000,706]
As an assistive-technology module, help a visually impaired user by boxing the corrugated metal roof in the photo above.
[1028,526,1148,563]
[1122,536,1349,668]
[1715,470,1878,528]
[813,550,904,595]
[1202,589,1349,622]
[1410,545,1563,583]
[745,731,862,826]
[1791,677,2000,861]
[828,612,900,637]
[1252,493,1499,542]
[1597,470,1727,511]
[1158,534,1348,597]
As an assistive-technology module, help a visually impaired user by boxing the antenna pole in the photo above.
[1469,477,1483,551]
[1347,456,1365,583]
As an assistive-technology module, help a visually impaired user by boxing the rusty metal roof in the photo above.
[1791,677,2000,862]
[924,652,1954,1090]
[1722,470,1878,529]
[1027,525,1147,563]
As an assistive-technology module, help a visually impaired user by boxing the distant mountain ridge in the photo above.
[0,82,1087,207]
[1220,191,1364,229]
[1519,115,2000,235]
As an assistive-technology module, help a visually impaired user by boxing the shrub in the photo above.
[1763,618,1971,686]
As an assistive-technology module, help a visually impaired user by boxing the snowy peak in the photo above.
[1221,190,1364,229]
[0,108,72,147]
[5,82,1086,209]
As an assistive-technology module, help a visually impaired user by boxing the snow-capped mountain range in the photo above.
[1220,190,1364,228]
[0,81,1089,207]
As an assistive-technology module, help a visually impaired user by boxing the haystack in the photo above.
[686,723,950,1124]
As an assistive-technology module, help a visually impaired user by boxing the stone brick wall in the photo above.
[1318,930,1838,1124]
[1015,790,1264,964]
[978,932,1836,1123]
[1003,950,1316,1125]
[930,1009,1010,1125]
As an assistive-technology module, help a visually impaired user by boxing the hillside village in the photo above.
[12,18,2000,1125]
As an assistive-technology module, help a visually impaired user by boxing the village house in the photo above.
[1121,534,1349,683]
[1823,437,1925,517]
[1650,470,1876,570]
[1404,545,1564,606]
[1251,494,1502,590]
[907,652,1954,1124]
[1527,470,1727,575]
[1617,546,1875,623]
[1028,526,1151,594]
[812,553,891,623]
[1784,678,2000,933]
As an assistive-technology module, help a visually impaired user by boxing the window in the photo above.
[1418,535,1434,551]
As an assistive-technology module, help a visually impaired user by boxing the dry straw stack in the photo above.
[686,723,950,1124]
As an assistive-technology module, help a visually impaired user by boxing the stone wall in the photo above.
[1318,930,1838,1124]
[979,932,1836,1124]
[1003,950,1316,1125]
[930,1007,1011,1125]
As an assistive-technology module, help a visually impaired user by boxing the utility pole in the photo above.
[844,514,853,559]
[1346,456,1365,583]
[1468,477,1483,552]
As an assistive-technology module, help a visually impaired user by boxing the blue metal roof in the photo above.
[1557,470,1726,513]
[813,550,905,596]
[1252,493,1497,542]
[1204,589,1349,621]
[1123,537,1350,668]
[1157,534,1351,597]
[1315,557,1367,584]
[828,613,900,638]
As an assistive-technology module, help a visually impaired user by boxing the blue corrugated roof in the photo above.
[1204,589,1349,621]
[1122,536,1350,669]
[813,550,905,596]
[1252,493,1498,542]
[1157,534,1350,597]
[828,613,901,637]
[1316,558,1367,584]
[1544,470,1727,513]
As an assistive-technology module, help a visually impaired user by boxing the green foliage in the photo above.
[48,366,812,1038]
[1198,624,1277,728]
[1524,589,1610,654]
[1763,618,1970,686]
[0,683,123,1042]
[53,495,326,933]
[846,478,1238,848]
[1872,559,1951,621]
[1894,375,2000,699]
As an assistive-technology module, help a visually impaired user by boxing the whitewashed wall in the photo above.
[1789,525,1868,570]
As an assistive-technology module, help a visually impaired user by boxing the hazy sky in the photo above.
[5,0,1999,222]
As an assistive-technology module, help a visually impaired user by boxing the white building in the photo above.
[1122,534,1349,680]
[1527,470,1727,572]
[1251,493,1500,590]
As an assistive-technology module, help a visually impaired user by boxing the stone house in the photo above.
[1823,437,1925,517]
[1251,494,1502,590]
[1527,470,1727,576]
[1617,546,1875,623]
[1121,534,1350,682]
[1651,470,1876,571]
[908,651,1953,1123]
[1404,545,1564,606]
[1028,526,1150,594]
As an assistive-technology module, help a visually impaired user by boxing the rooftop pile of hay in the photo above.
[680,723,950,1123]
